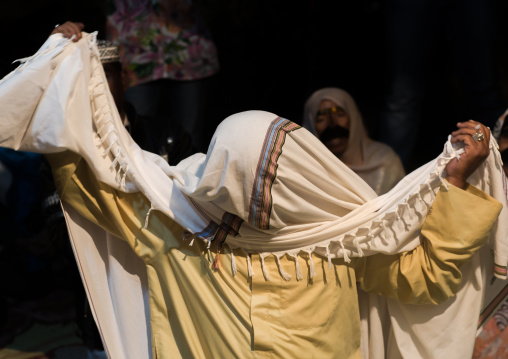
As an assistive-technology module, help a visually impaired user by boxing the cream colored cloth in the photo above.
[1,33,505,274]
[49,152,500,358]
[1,32,508,359]
[62,202,151,359]
[303,87,405,195]
[303,87,406,358]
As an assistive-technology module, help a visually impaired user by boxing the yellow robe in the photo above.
[48,152,502,359]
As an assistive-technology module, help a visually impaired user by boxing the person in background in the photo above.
[304,87,405,358]
[303,87,405,195]
[473,110,508,359]
[106,0,220,152]
[52,21,196,166]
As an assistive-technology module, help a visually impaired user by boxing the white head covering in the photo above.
[303,87,405,194]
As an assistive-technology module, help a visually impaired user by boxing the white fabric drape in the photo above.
[1,32,508,359]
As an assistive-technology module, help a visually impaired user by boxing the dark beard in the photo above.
[319,125,350,143]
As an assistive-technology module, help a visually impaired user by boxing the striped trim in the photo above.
[211,212,244,269]
[194,221,219,241]
[478,283,508,328]
[248,117,301,229]
[495,264,508,277]
[214,212,244,244]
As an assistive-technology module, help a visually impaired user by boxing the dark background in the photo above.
[0,0,508,354]
[1,0,508,169]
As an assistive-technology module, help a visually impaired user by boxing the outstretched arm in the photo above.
[356,121,501,304]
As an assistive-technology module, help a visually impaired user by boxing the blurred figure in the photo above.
[304,87,405,358]
[303,87,405,195]
[98,39,195,165]
[106,0,219,152]
[473,110,508,359]
[496,114,508,175]
[381,0,505,167]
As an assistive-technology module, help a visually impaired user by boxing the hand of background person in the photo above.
[51,21,84,42]
[445,120,491,189]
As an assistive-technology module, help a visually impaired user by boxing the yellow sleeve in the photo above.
[356,181,503,305]
[46,151,184,262]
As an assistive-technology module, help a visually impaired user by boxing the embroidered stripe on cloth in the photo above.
[1,32,508,333]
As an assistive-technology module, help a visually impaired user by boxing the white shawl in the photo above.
[1,32,508,358]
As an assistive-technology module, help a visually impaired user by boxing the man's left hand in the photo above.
[51,21,84,42]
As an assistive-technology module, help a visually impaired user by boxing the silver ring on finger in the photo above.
[471,130,485,142]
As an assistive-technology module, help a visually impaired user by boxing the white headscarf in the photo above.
[303,87,405,195]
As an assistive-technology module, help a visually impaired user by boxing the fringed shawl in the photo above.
[1,33,507,283]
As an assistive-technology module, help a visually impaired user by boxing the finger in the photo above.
[451,127,480,137]
[57,25,72,38]
[67,22,83,41]
[479,123,491,144]
[450,134,481,148]
[62,22,81,41]
[456,120,480,130]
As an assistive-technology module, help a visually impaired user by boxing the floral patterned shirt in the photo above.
[106,0,219,87]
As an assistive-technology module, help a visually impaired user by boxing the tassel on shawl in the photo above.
[275,255,292,281]
[97,121,109,134]
[103,140,116,157]
[438,174,449,191]
[243,249,254,277]
[206,240,212,263]
[291,253,303,281]
[120,170,128,188]
[114,163,123,183]
[212,237,227,270]
[212,251,221,270]
[339,241,351,263]
[326,246,332,269]
[260,254,270,281]
[427,183,436,200]
[379,220,391,241]
[100,127,116,144]
[353,237,364,257]
[143,206,153,229]
[110,153,120,171]
[404,202,414,220]
[230,245,237,277]
[395,209,405,232]
[306,251,316,279]
[417,192,429,211]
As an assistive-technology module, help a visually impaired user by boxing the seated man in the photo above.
[303,87,405,195]
[0,28,505,359]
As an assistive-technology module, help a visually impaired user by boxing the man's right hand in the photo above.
[445,120,491,189]
[51,21,84,42]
